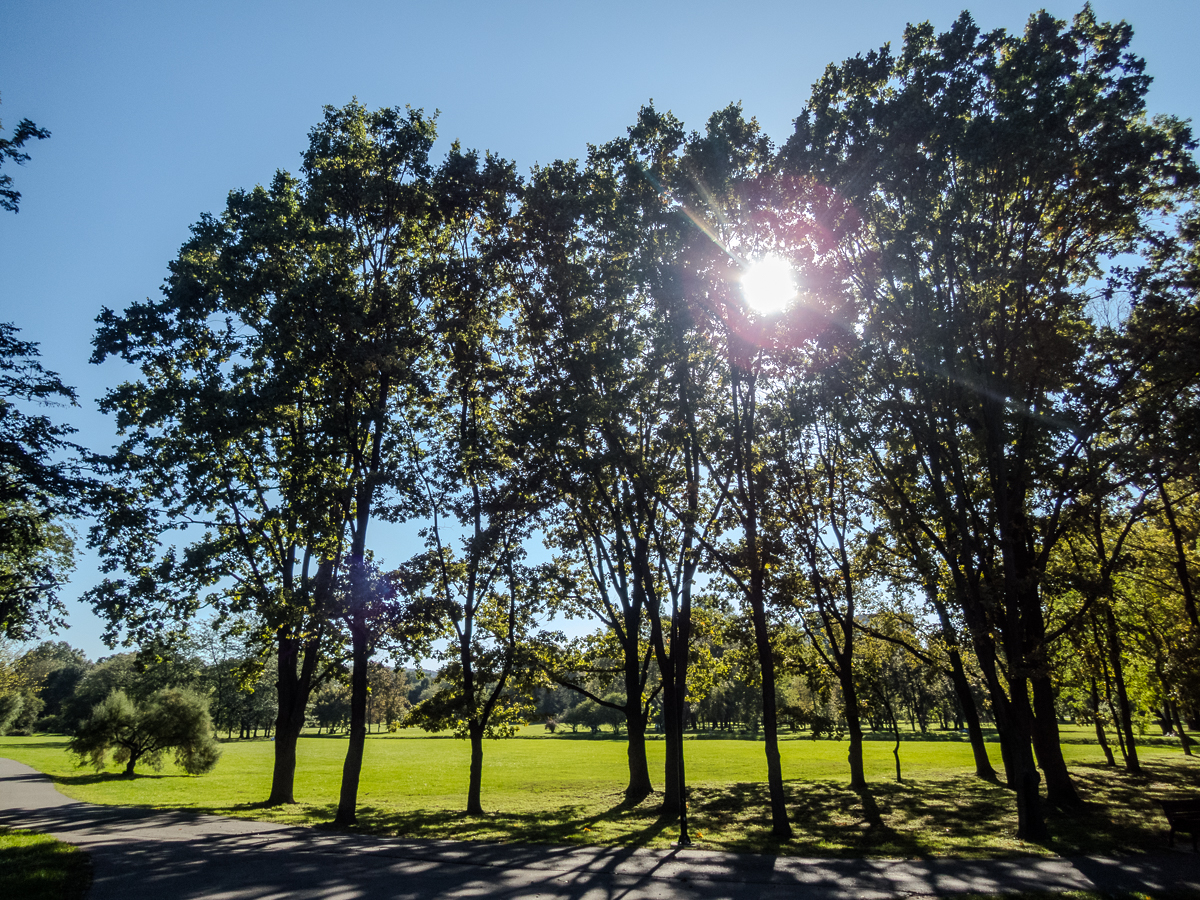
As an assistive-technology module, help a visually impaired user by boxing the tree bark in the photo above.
[1105,606,1141,773]
[1090,676,1116,766]
[624,704,653,801]
[1006,679,1047,842]
[1158,479,1200,632]
[660,675,681,813]
[947,648,997,781]
[467,723,485,815]
[334,608,369,825]
[750,592,792,838]
[268,630,321,806]
[1030,673,1082,807]
[839,653,866,792]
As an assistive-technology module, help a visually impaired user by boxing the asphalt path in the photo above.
[2,757,1198,899]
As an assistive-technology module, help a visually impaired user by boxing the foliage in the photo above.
[68,687,221,776]
[0,97,50,213]
[0,325,82,640]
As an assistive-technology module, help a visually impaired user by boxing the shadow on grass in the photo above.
[0,741,73,751]
[343,795,681,850]
[0,829,91,900]
[49,770,187,787]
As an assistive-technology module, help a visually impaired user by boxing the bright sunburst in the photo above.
[741,256,795,315]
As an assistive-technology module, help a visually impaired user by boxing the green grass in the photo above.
[0,828,90,900]
[3,729,1197,859]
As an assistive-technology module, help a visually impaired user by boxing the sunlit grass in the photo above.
[3,729,1196,858]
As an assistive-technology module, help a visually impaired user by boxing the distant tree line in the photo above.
[2,7,1198,841]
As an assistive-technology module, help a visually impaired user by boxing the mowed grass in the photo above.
[0,828,90,900]
[3,729,1197,859]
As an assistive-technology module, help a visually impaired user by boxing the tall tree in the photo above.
[91,102,439,813]
[782,8,1197,839]
[768,365,877,792]
[0,325,82,640]
[402,143,534,816]
[295,101,440,827]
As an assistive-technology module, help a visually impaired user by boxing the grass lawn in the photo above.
[0,827,90,900]
[2,728,1197,859]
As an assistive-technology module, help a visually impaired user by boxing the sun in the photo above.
[741,256,795,315]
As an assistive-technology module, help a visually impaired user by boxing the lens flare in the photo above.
[741,256,795,315]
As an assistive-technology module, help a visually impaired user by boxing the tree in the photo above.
[89,101,441,815]
[294,102,444,827]
[69,687,220,776]
[518,130,696,803]
[0,96,50,213]
[399,141,536,817]
[768,365,878,792]
[91,166,347,804]
[11,640,90,732]
[677,103,802,839]
[0,325,82,640]
[781,7,1197,839]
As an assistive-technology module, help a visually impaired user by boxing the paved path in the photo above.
[2,758,1198,899]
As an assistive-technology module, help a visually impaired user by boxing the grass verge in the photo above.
[0,827,90,900]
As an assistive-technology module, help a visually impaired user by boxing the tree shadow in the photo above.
[50,771,182,787]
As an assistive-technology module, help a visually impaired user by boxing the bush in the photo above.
[68,688,221,776]
[0,694,22,735]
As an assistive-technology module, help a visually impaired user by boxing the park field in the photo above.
[2,729,1197,858]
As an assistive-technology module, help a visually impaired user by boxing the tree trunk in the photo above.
[972,626,1046,840]
[467,723,485,815]
[1158,479,1200,632]
[624,704,653,801]
[335,608,369,825]
[661,684,681,814]
[1167,695,1194,756]
[1105,606,1141,773]
[1006,679,1047,842]
[1090,676,1116,766]
[888,705,902,782]
[750,593,792,838]
[839,656,867,792]
[948,648,997,781]
[1030,674,1081,807]
[268,631,320,806]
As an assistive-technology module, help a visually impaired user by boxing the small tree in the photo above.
[69,688,220,776]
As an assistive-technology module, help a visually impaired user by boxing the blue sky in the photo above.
[2,0,1197,659]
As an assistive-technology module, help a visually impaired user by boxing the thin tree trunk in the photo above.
[660,674,681,813]
[888,703,902,782]
[1105,606,1141,773]
[1007,678,1047,842]
[1090,675,1116,766]
[839,656,867,791]
[334,609,369,825]
[750,592,792,838]
[948,648,997,781]
[1158,479,1200,632]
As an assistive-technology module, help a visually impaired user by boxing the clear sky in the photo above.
[2,0,1197,660]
